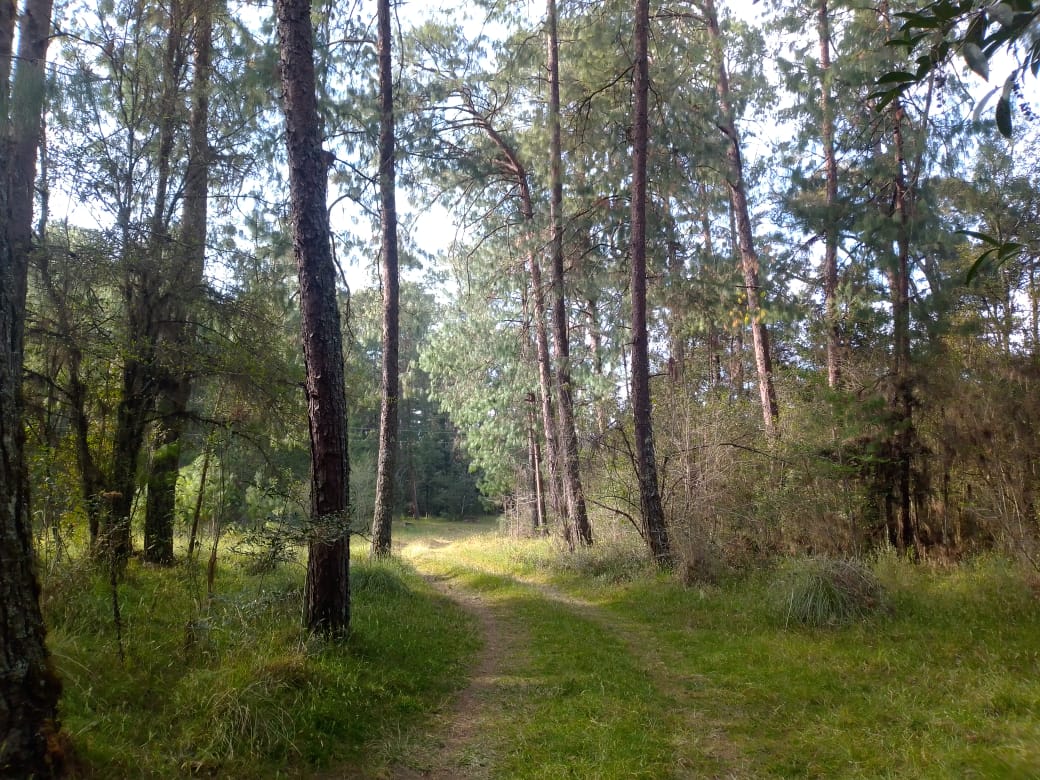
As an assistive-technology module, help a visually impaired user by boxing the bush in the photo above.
[772,557,886,628]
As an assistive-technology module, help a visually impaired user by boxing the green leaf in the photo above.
[962,231,1024,284]
[989,2,1015,27]
[959,229,1001,246]
[963,42,990,79]
[995,95,1013,136]
[877,71,919,85]
[896,12,945,29]
[966,248,997,284]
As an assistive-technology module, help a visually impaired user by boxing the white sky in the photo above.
[47,0,1031,296]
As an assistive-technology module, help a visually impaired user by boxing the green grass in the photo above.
[410,557,680,778]
[44,519,1040,777]
[43,532,479,778]
[401,521,1040,778]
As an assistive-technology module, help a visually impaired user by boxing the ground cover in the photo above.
[44,518,1040,777]
[44,537,478,778]
[401,520,1040,778]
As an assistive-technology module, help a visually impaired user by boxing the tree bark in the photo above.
[585,295,609,439]
[546,0,592,546]
[0,0,64,772]
[103,1,190,562]
[630,0,671,565]
[277,0,350,637]
[878,0,919,555]
[703,0,779,435]
[887,96,915,554]
[475,114,565,525]
[145,0,211,564]
[818,0,841,388]
[370,0,400,558]
[527,246,566,527]
[527,409,546,533]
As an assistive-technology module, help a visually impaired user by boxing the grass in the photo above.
[407,555,681,778]
[770,556,886,627]
[43,531,479,778]
[43,518,1040,777]
[400,520,1040,778]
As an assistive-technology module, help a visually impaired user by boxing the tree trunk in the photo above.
[103,354,157,560]
[878,0,919,556]
[521,290,547,536]
[546,0,592,546]
[527,412,545,533]
[476,115,565,524]
[528,251,566,526]
[888,96,915,554]
[703,0,779,435]
[818,0,841,388]
[277,0,351,637]
[0,0,64,772]
[370,0,400,558]
[699,191,723,388]
[186,437,211,561]
[585,295,609,439]
[143,377,188,564]
[103,1,189,563]
[145,0,212,564]
[630,0,671,566]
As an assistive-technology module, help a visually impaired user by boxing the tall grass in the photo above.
[44,533,478,778]
[771,556,886,627]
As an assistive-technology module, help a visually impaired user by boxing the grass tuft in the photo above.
[772,556,886,627]
[177,652,309,764]
[545,534,655,583]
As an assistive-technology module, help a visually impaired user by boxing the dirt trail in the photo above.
[388,529,746,778]
[389,553,522,778]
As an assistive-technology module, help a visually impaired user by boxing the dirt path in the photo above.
[387,529,746,778]
[389,558,523,778]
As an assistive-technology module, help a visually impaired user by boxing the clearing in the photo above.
[371,518,1040,778]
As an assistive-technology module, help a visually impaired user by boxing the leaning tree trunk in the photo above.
[546,0,592,546]
[277,0,351,637]
[145,0,212,564]
[0,0,64,772]
[370,0,400,558]
[630,0,671,565]
[703,0,779,435]
[475,114,565,524]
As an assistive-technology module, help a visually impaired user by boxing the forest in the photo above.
[2,0,1039,776]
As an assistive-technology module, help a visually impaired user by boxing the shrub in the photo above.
[772,557,886,628]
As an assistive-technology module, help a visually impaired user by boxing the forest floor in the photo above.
[371,518,1040,779]
[389,521,743,778]
[47,517,1040,778]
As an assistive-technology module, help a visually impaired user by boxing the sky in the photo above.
[45,0,1032,297]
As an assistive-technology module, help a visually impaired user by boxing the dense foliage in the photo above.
[16,0,1040,572]
[3,0,1040,773]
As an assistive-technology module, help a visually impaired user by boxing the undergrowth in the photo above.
[771,556,886,627]
[43,532,478,778]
